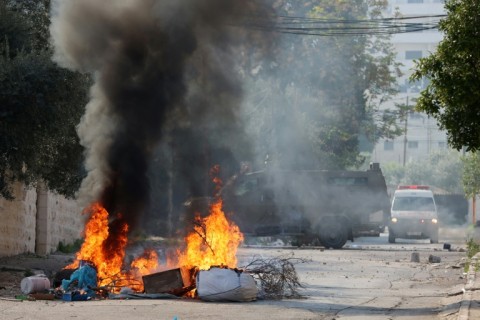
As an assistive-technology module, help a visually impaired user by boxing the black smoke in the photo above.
[50,0,272,237]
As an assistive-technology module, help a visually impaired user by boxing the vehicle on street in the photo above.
[388,185,439,243]
[186,163,391,249]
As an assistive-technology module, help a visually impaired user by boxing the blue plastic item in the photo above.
[61,265,97,298]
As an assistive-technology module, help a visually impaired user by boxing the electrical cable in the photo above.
[238,14,446,36]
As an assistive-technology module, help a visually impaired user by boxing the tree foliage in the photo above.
[410,0,480,151]
[0,0,90,199]
[382,150,464,194]
[461,152,480,198]
[242,0,401,170]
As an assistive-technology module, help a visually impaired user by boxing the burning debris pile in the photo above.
[53,194,238,299]
[34,167,303,302]
[30,0,301,304]
[44,195,304,302]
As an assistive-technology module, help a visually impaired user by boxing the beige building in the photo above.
[372,0,448,164]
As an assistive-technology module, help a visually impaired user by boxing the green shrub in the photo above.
[57,239,83,253]
[467,238,480,259]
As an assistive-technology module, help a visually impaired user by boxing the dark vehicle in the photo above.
[186,163,391,249]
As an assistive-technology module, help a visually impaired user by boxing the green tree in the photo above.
[6,0,51,51]
[0,0,89,198]
[382,150,464,194]
[462,152,480,198]
[410,0,480,151]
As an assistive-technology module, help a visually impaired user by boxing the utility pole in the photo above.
[403,96,408,167]
[427,115,431,155]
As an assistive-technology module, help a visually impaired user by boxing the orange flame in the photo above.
[68,203,158,291]
[68,166,243,294]
[177,198,243,270]
[130,249,159,277]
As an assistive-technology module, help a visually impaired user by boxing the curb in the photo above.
[457,253,480,320]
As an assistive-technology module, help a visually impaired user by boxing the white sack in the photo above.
[196,267,258,302]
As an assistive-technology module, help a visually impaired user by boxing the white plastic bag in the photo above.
[196,267,258,302]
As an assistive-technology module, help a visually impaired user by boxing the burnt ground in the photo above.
[0,253,75,298]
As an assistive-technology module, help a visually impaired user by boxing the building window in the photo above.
[408,141,419,149]
[384,140,394,151]
[405,50,423,60]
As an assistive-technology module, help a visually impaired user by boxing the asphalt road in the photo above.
[0,227,471,320]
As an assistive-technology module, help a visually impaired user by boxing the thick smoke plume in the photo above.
[50,0,269,239]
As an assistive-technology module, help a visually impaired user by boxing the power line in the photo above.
[241,14,446,36]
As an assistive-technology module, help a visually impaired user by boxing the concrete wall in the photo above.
[0,182,85,257]
[0,182,37,255]
[35,184,86,255]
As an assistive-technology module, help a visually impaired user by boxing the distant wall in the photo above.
[0,182,85,257]
[0,183,37,255]
[35,184,86,255]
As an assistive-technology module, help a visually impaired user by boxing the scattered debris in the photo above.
[20,275,50,294]
[447,285,465,297]
[109,292,179,299]
[0,297,23,302]
[443,243,451,250]
[243,254,308,299]
[428,255,441,263]
[28,292,55,300]
[196,267,258,302]
[59,263,97,301]
[411,252,420,263]
[142,267,194,296]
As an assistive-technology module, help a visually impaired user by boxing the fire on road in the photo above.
[0,229,469,320]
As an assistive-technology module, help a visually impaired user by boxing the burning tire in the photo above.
[318,218,348,249]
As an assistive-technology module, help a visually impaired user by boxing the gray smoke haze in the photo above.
[50,0,271,239]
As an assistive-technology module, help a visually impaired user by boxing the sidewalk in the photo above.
[457,253,480,320]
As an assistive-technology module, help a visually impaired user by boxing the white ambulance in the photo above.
[388,185,439,244]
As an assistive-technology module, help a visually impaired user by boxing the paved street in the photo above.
[0,227,473,320]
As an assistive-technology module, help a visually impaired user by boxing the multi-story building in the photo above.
[371,0,449,164]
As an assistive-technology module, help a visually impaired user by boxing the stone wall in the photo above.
[0,182,85,257]
[0,182,37,255]
[35,184,86,255]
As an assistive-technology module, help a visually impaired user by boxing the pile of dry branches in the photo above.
[243,254,309,299]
